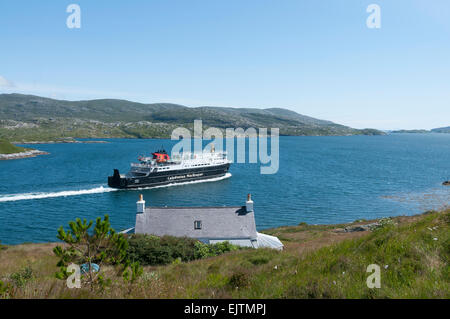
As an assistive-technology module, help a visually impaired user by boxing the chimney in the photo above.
[137,194,145,214]
[246,193,254,213]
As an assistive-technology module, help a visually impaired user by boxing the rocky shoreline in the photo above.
[0,149,49,160]
[1,139,107,160]
[12,140,108,144]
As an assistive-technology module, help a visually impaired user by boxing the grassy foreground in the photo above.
[0,209,448,299]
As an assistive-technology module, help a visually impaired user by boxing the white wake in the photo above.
[0,186,118,203]
[0,173,232,203]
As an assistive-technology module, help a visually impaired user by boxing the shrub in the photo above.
[10,265,33,287]
[194,241,240,259]
[128,236,241,265]
[127,235,198,265]
[193,241,212,259]
[228,271,251,289]
[211,241,240,255]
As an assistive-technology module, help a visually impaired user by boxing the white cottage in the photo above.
[133,194,283,250]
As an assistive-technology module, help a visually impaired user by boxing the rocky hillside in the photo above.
[0,94,384,141]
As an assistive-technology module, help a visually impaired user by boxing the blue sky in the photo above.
[0,0,449,130]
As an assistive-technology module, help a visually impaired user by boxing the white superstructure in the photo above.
[128,149,230,177]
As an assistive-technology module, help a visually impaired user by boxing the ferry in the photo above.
[108,146,231,189]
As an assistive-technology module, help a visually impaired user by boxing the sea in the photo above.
[0,134,449,245]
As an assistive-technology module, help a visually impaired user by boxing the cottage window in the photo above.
[194,220,202,230]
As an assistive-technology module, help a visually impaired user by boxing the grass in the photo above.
[0,210,448,298]
[0,140,27,154]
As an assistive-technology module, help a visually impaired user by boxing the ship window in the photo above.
[194,220,202,230]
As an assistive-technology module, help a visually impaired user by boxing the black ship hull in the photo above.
[108,163,230,189]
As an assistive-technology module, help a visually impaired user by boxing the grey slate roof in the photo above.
[135,206,257,240]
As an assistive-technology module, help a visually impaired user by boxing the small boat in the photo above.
[443,181,450,186]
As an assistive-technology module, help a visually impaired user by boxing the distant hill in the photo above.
[431,126,450,133]
[0,93,384,141]
[391,127,450,134]
[390,129,431,134]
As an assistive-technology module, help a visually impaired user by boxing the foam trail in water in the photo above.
[0,186,118,203]
[134,173,232,190]
[0,173,232,202]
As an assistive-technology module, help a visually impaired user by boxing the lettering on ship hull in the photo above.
[168,173,204,181]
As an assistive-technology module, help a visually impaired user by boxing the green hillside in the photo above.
[0,94,384,141]
[0,140,26,154]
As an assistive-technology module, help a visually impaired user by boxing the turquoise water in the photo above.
[0,134,449,245]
